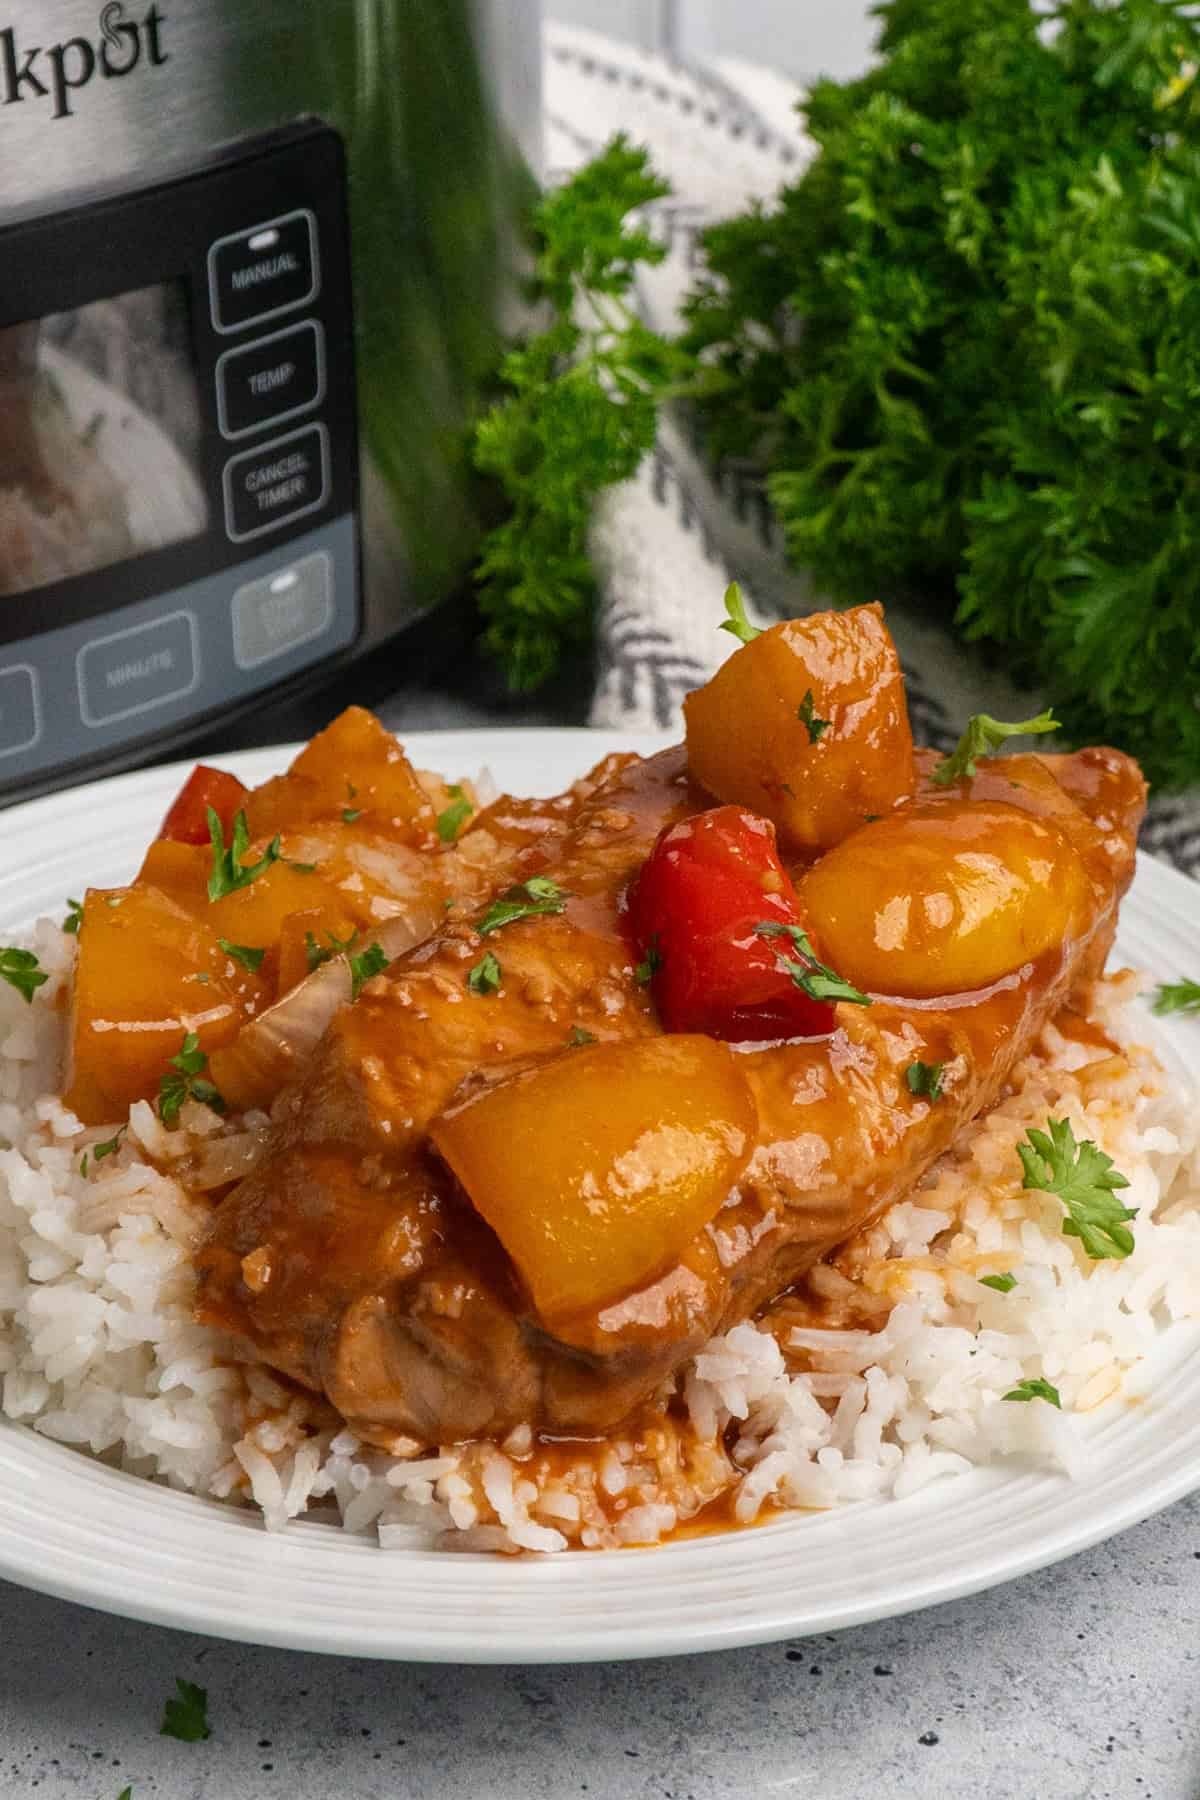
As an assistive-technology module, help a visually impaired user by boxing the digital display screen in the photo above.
[0,281,207,599]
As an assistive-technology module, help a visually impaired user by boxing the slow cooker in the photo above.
[0,0,542,798]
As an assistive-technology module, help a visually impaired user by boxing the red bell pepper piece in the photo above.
[627,804,840,1042]
[158,765,250,846]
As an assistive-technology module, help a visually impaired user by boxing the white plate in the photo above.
[0,729,1198,1664]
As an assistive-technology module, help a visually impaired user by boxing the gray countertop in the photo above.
[2,1488,1197,1800]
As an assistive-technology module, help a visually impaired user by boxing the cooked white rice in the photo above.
[1,920,1197,1554]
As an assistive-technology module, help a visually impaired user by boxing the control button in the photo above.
[77,612,198,728]
[0,665,40,757]
[216,321,324,440]
[233,552,334,670]
[223,424,329,543]
[208,210,319,335]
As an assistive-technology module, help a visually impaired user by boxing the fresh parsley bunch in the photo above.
[472,136,687,690]
[959,143,1200,783]
[682,0,1200,785]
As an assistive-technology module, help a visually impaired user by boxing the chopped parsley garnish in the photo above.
[343,782,362,823]
[304,928,358,974]
[1151,978,1200,1017]
[477,876,569,936]
[467,951,503,995]
[348,942,389,1001]
[62,897,83,936]
[158,1033,225,1128]
[796,689,830,743]
[1002,1377,1061,1409]
[0,947,48,1005]
[718,580,760,645]
[160,1676,211,1742]
[217,938,266,973]
[568,1025,597,1045]
[94,1127,125,1163]
[1018,1117,1136,1260]
[980,1272,1017,1294]
[436,784,474,844]
[302,927,387,995]
[753,921,871,1006]
[905,1060,945,1102]
[206,808,281,902]
[82,1126,127,1179]
[932,710,1060,787]
[634,936,663,986]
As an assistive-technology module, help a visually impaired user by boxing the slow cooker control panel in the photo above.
[0,121,360,798]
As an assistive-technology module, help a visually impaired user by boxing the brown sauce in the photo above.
[669,1487,762,1542]
[1051,1003,1122,1059]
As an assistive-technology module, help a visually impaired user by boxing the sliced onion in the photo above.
[186,1126,274,1191]
[211,908,441,1113]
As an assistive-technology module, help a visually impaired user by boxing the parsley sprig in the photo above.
[718,580,761,645]
[0,944,51,1005]
[796,689,830,743]
[754,921,871,1006]
[305,927,358,974]
[634,935,663,986]
[348,942,389,1001]
[0,948,48,1004]
[905,1060,945,1101]
[80,1125,127,1180]
[158,1033,225,1128]
[467,951,503,995]
[206,808,281,902]
[471,136,684,691]
[932,711,1060,787]
[94,1127,125,1163]
[436,785,474,844]
[980,1272,1017,1294]
[217,938,266,973]
[1003,1377,1061,1409]
[160,1676,210,1742]
[62,897,83,936]
[1018,1117,1136,1260]
[477,876,569,936]
[1151,979,1200,1018]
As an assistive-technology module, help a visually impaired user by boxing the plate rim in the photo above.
[0,729,1197,1663]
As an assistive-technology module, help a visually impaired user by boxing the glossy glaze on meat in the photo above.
[195,735,1146,1449]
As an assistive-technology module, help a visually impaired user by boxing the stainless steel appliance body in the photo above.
[0,0,541,796]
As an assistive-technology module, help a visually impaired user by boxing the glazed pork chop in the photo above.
[195,608,1147,1449]
[195,746,695,1434]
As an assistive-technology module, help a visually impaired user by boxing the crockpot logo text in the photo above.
[0,3,167,121]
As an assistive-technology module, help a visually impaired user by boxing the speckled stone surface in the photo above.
[2,1489,1197,1800]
